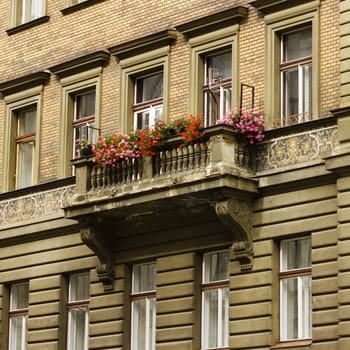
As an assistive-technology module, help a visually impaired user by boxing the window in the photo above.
[49,51,108,177]
[280,237,311,341]
[9,282,29,350]
[280,27,312,126]
[67,272,89,350]
[201,250,229,349]
[0,73,48,191]
[131,262,156,350]
[3,93,42,191]
[133,71,163,130]
[72,88,97,158]
[109,30,175,134]
[263,1,319,128]
[13,0,44,26]
[187,27,239,128]
[14,105,37,189]
[177,8,247,128]
[203,49,232,127]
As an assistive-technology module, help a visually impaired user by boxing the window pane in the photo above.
[202,287,229,348]
[9,315,27,350]
[18,109,36,136]
[202,289,218,348]
[206,51,232,82]
[283,27,312,62]
[303,63,312,117]
[30,0,43,19]
[136,73,163,103]
[282,68,298,119]
[220,287,229,347]
[68,307,88,350]
[281,276,311,340]
[10,282,29,310]
[75,91,96,120]
[17,142,34,189]
[281,238,311,271]
[132,299,146,349]
[132,263,156,293]
[203,251,229,283]
[69,273,90,302]
[300,275,312,338]
[131,298,155,350]
[281,278,298,340]
[135,111,150,130]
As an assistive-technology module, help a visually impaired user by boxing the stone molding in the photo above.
[0,71,50,96]
[176,6,248,39]
[109,29,177,60]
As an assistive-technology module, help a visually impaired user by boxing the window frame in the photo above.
[280,26,312,126]
[15,105,37,189]
[188,25,239,127]
[8,281,29,350]
[132,70,164,130]
[67,271,90,350]
[3,87,42,191]
[130,261,156,350]
[203,47,233,127]
[59,69,101,177]
[119,47,170,134]
[201,250,230,350]
[264,1,319,128]
[279,237,312,342]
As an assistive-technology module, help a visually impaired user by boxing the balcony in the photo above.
[70,124,258,208]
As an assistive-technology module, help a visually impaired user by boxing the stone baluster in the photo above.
[160,150,167,176]
[91,166,97,190]
[166,149,173,175]
[172,148,178,173]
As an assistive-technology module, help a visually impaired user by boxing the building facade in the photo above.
[0,0,349,349]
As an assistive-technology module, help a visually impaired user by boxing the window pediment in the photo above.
[0,71,50,97]
[176,6,248,39]
[108,29,177,60]
[49,51,110,79]
[253,0,315,16]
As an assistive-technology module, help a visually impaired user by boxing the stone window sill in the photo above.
[7,16,49,35]
[271,339,312,349]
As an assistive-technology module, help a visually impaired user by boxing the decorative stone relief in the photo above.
[256,125,338,171]
[0,185,75,226]
[80,221,115,291]
[215,198,254,271]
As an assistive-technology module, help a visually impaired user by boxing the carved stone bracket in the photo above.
[215,198,254,271]
[80,223,115,291]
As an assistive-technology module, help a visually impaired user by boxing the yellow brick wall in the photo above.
[0,0,341,185]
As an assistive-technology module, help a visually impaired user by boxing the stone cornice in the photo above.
[253,0,315,15]
[0,71,51,96]
[49,50,110,78]
[108,29,177,60]
[176,6,248,38]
